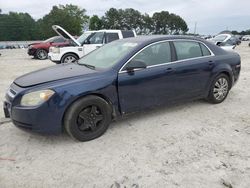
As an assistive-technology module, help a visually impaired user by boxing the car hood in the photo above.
[52,25,81,46]
[14,63,97,87]
[31,42,50,48]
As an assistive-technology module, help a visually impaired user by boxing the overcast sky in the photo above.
[1,0,250,34]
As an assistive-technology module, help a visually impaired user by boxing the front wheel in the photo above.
[207,74,230,104]
[61,54,78,64]
[35,49,48,60]
[64,96,112,141]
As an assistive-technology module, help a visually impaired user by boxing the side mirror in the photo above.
[126,60,147,72]
[216,41,222,46]
[83,40,90,45]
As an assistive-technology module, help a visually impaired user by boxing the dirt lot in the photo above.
[0,43,250,188]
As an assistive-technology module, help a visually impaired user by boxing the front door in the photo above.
[118,41,174,113]
[83,32,105,55]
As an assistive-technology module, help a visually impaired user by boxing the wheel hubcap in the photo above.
[64,56,76,63]
[38,50,46,59]
[77,105,104,132]
[213,78,228,101]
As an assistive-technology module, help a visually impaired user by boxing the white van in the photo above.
[48,25,136,64]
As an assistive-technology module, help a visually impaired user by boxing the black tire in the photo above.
[61,53,79,64]
[35,49,48,60]
[207,73,230,104]
[64,96,112,141]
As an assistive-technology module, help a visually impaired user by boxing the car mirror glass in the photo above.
[126,60,147,72]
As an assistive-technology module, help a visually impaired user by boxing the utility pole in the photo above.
[194,22,197,35]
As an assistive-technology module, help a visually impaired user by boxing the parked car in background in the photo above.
[48,25,136,64]
[242,35,250,41]
[200,35,212,40]
[0,45,6,49]
[209,34,238,50]
[4,36,241,141]
[235,35,243,41]
[28,36,70,60]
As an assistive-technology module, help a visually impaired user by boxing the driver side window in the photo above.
[128,42,171,68]
[88,32,105,44]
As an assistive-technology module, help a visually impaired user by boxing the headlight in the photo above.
[50,47,60,53]
[21,89,55,106]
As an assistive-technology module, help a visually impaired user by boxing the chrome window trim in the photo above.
[119,39,215,74]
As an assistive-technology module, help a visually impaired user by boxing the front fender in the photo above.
[51,72,119,125]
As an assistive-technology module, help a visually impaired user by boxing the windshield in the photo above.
[77,32,93,45]
[212,35,227,42]
[78,41,139,69]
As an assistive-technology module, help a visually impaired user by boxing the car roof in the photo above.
[116,35,228,56]
[119,35,207,44]
[85,30,134,33]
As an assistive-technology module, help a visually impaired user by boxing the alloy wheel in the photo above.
[37,50,47,60]
[213,77,229,101]
[64,56,76,63]
[77,105,104,132]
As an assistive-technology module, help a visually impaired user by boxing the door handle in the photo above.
[165,68,174,73]
[208,61,214,66]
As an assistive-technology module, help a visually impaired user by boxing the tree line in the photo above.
[232,30,250,36]
[0,5,189,41]
[89,8,189,35]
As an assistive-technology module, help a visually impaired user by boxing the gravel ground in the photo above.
[0,43,250,188]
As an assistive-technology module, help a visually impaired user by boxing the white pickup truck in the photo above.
[48,25,136,64]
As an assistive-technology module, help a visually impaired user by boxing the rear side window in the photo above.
[122,31,135,38]
[174,41,202,60]
[200,43,211,56]
[106,33,119,43]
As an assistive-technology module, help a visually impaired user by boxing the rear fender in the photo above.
[205,63,233,96]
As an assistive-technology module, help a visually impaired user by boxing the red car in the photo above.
[28,36,69,60]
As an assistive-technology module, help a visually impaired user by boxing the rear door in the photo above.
[105,33,120,43]
[170,40,214,99]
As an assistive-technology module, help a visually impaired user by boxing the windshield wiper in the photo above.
[78,63,95,70]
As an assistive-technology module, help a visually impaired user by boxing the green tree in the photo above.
[168,13,188,34]
[152,11,188,34]
[120,8,142,30]
[39,4,89,39]
[140,14,154,34]
[0,12,37,41]
[102,8,122,29]
[152,11,170,34]
[89,15,103,30]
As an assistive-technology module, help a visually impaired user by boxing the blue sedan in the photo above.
[3,36,241,141]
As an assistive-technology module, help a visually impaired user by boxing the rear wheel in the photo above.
[35,49,48,60]
[64,96,112,141]
[207,74,230,104]
[61,53,78,64]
